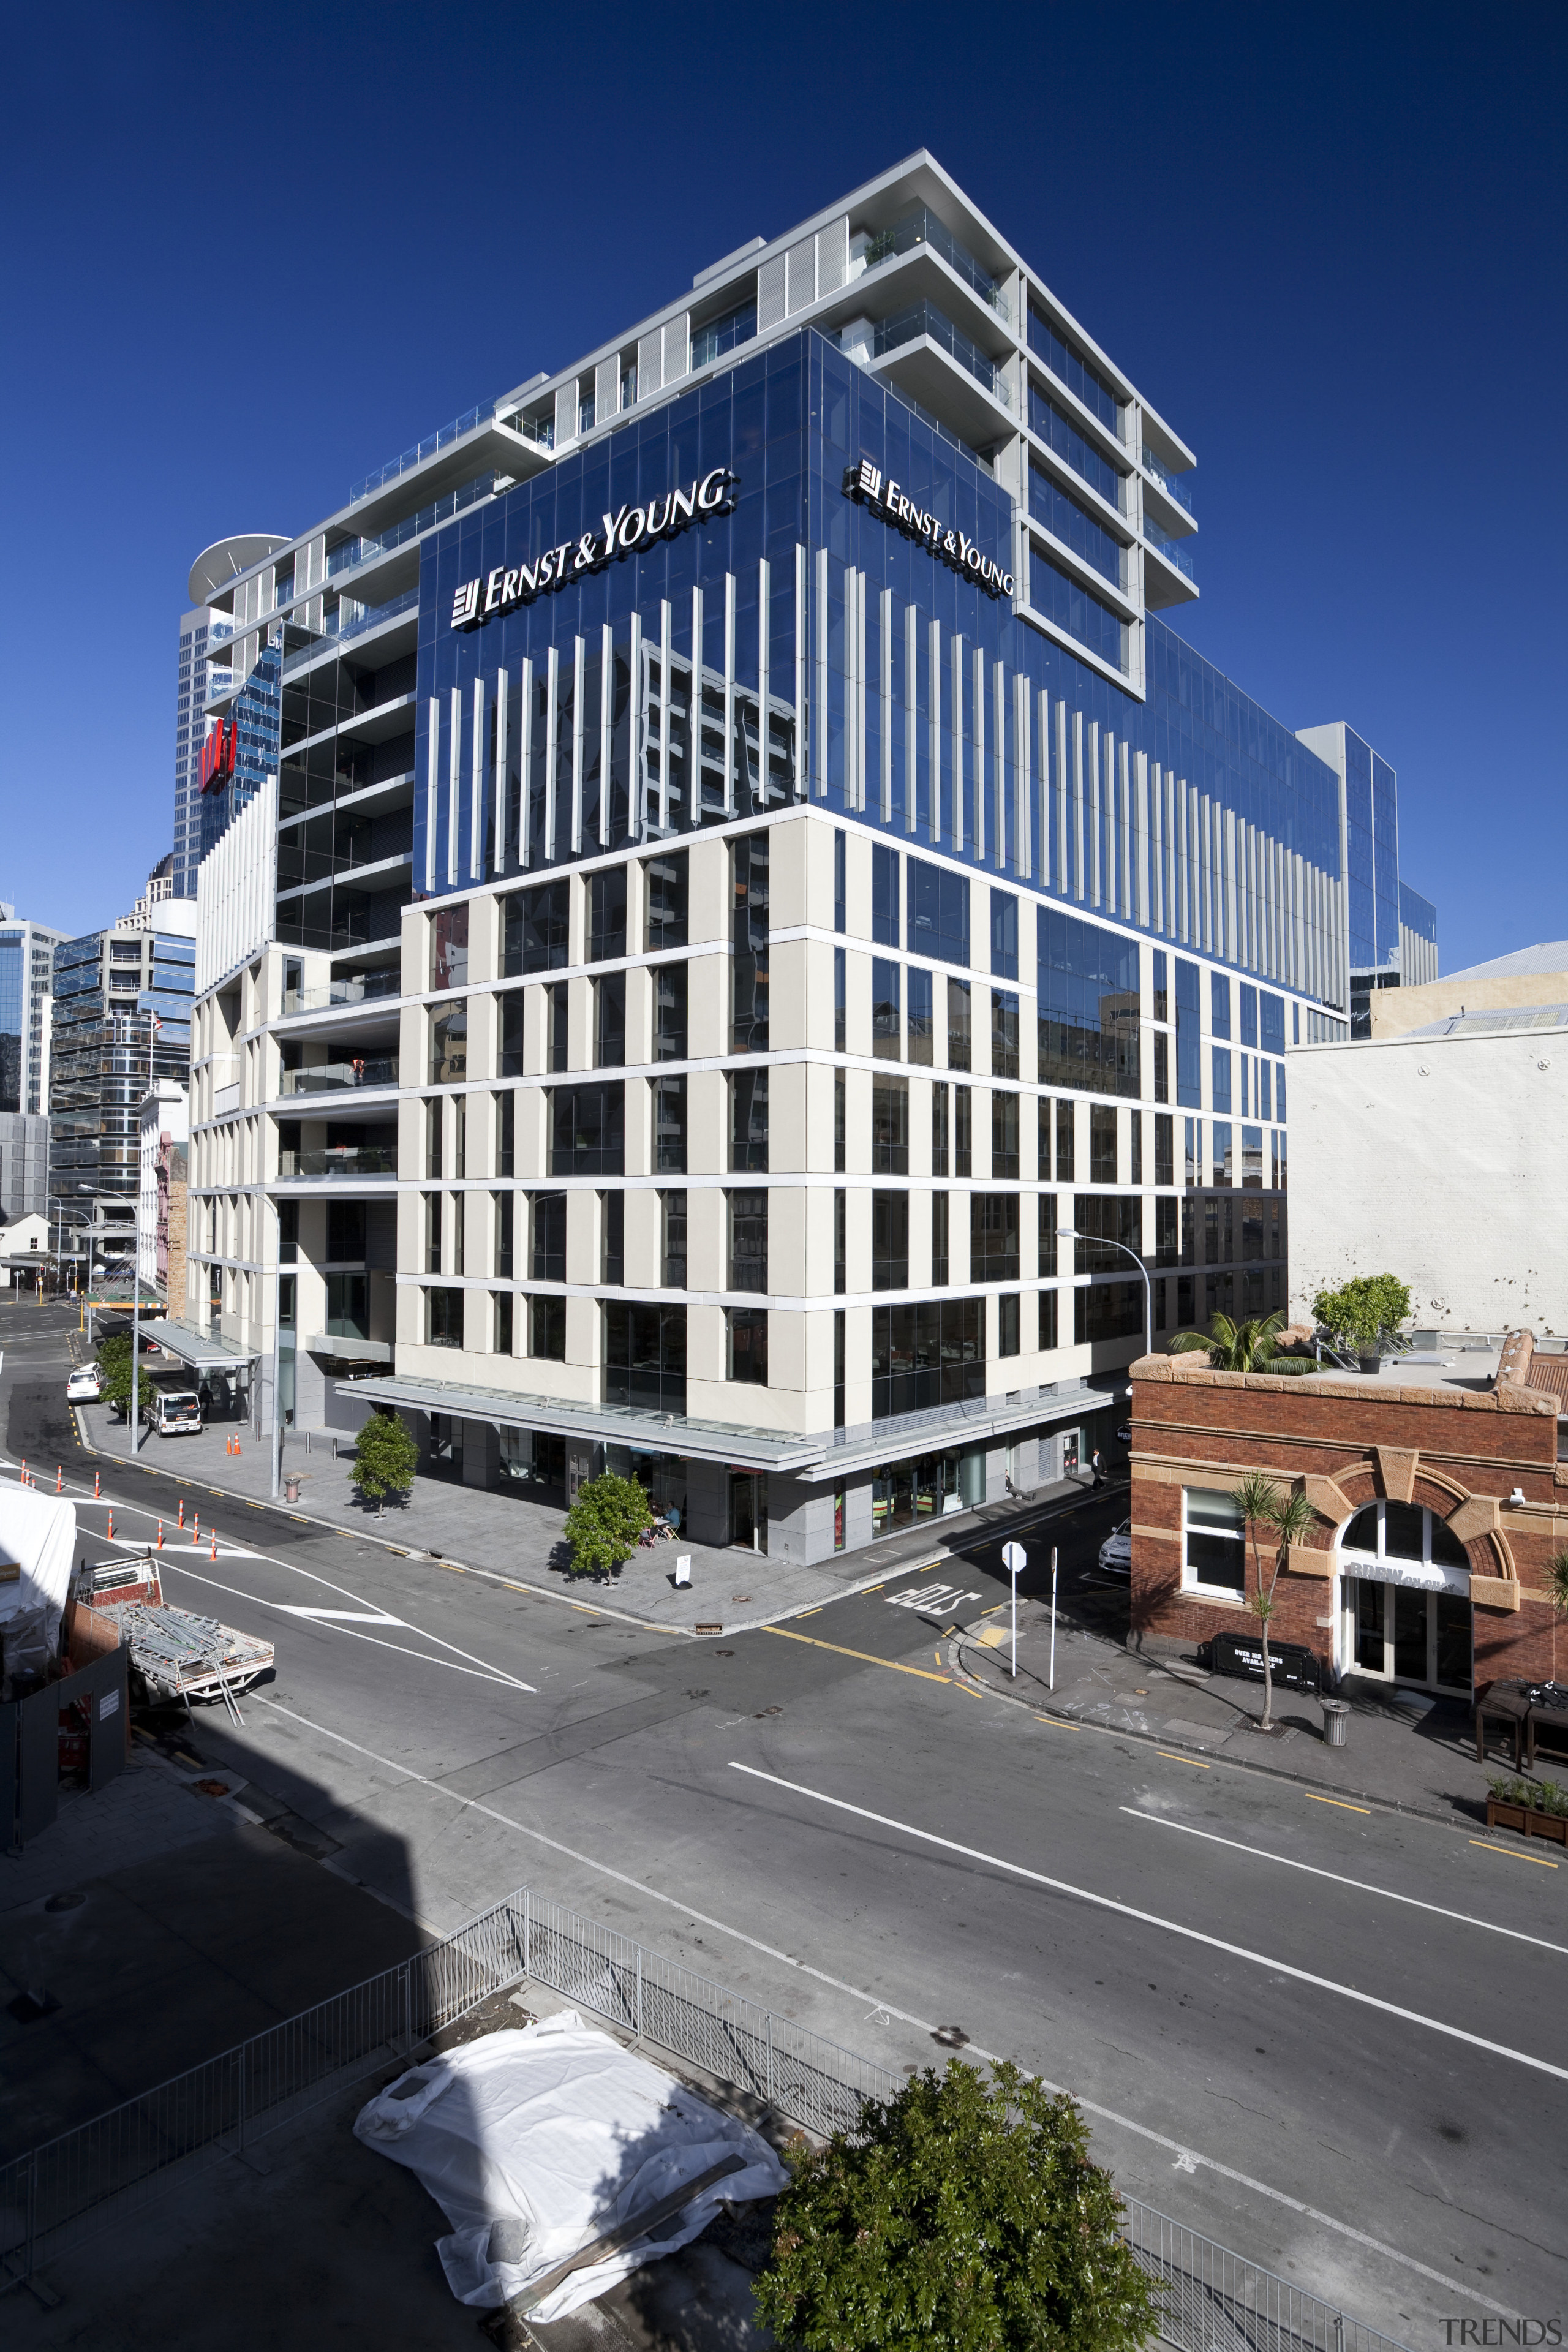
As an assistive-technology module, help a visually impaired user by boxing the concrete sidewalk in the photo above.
[949,1591,1507,1828]
[67,1400,1087,1638]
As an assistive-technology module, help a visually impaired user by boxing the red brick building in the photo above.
[1129,1330,1566,1698]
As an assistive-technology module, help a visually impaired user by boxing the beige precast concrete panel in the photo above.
[625,1186,660,1289]
[804,1060,838,1175]
[766,1183,809,1293]
[769,941,810,1054]
[688,1068,726,1181]
[686,1180,725,1294]
[768,811,810,928]
[689,835,729,946]
[623,1069,652,1178]
[686,949,728,1060]
[687,1299,726,1385]
[768,1063,810,1176]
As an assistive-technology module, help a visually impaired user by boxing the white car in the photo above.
[1096,1520,1132,1578]
[66,1366,101,1403]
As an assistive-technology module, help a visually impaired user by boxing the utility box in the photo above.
[1207,1630,1322,1696]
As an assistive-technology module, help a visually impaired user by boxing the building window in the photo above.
[990,989,1019,1080]
[872,1076,908,1175]
[954,1085,972,1179]
[931,1082,949,1177]
[587,865,627,963]
[605,1301,685,1411]
[907,967,933,1063]
[1090,1104,1117,1183]
[1038,1193,1058,1276]
[871,1299,984,1420]
[997,1293,1020,1357]
[1154,1112,1173,1189]
[601,1190,624,1286]
[594,973,625,1068]
[1153,1033,1169,1103]
[653,1074,687,1172]
[429,1000,467,1085]
[499,993,524,1079]
[530,1193,567,1282]
[529,1294,566,1361]
[834,1308,845,1429]
[1038,912,1139,1098]
[1038,1289,1059,1349]
[946,977,971,1070]
[729,1068,769,1171]
[872,960,902,1059]
[1340,1501,1469,1575]
[649,960,686,1062]
[1074,1193,1141,1271]
[494,1191,514,1279]
[872,844,900,947]
[932,1191,949,1285]
[660,1189,687,1288]
[726,1306,768,1385]
[834,946,846,1050]
[907,858,969,967]
[834,1069,846,1172]
[834,1188,846,1294]
[494,1291,513,1355]
[971,1194,1020,1282]
[1211,973,1231,1040]
[424,1193,442,1274]
[549,1083,624,1176]
[992,1090,1020,1179]
[691,296,756,369]
[644,849,688,950]
[426,1287,463,1349]
[834,827,846,932]
[728,1190,769,1291]
[872,1193,909,1290]
[1074,1280,1145,1346]
[731,833,769,1052]
[990,888,1019,982]
[503,877,569,976]
[547,980,570,1073]
[1183,1487,1246,1594]
[1212,1047,1232,1116]
[496,1090,514,1177]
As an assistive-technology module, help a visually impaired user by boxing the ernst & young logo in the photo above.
[450,467,738,630]
[843,456,1014,599]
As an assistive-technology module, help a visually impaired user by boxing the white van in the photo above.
[146,1389,203,1438]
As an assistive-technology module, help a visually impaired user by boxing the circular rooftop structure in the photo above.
[188,533,293,609]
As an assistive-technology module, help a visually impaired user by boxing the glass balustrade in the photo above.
[861,303,1011,408]
[277,1146,398,1178]
[279,1058,399,1096]
[349,401,499,504]
[282,970,401,1014]
[1140,443,1196,516]
[853,206,1011,322]
[1142,514,1197,581]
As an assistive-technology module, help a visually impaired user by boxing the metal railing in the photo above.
[349,401,499,504]
[863,300,1012,409]
[279,1058,399,1096]
[0,1880,1412,2352]
[1141,441,1197,516]
[277,1147,398,1178]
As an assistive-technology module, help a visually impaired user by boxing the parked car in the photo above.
[143,1388,203,1438]
[1096,1519,1132,1578]
[66,1366,101,1402]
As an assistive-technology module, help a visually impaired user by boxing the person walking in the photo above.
[1090,1448,1104,1488]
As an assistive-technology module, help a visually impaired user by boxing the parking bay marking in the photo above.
[728,1761,1568,2083]
[1123,1809,1568,1954]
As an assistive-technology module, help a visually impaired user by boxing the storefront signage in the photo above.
[1340,1553,1468,1597]
[450,467,739,630]
[843,458,1015,599]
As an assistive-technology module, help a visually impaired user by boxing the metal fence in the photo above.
[0,1882,1411,2352]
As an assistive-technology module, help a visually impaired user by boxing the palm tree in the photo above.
[1170,1310,1316,1375]
[1548,1550,1568,1621]
[1229,1471,1317,1730]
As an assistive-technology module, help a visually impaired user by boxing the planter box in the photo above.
[1486,1797,1568,1846]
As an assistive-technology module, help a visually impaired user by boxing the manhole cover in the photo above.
[684,1689,710,1701]
[715,1648,734,1657]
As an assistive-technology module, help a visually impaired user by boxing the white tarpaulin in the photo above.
[0,1484,77,1679]
[353,2011,787,2318]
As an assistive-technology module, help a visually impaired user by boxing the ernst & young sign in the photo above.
[450,467,737,630]
[843,457,1014,599]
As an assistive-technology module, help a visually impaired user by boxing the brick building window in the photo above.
[1182,1487,1245,1595]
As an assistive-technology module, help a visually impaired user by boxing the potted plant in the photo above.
[1485,1775,1568,1847]
[1311,1275,1414,1373]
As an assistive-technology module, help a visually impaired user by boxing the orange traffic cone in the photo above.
[94,1471,101,1498]
[55,1466,62,1493]
[156,1520,164,1549]
[192,1516,200,1545]
[178,1499,184,1528]
[209,1531,217,1560]
[232,1438,241,1455]
[107,1509,115,1539]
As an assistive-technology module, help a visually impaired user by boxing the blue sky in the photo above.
[2,1,1562,972]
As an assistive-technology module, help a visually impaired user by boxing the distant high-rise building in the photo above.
[174,535,289,897]
[0,907,66,1117]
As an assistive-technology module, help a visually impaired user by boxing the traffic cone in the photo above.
[192,1516,200,1544]
[232,1438,241,1455]
[178,1499,184,1529]
[55,1466,62,1493]
[209,1531,217,1560]
[156,1520,164,1549]
[107,1510,115,1539]
[94,1471,100,1499]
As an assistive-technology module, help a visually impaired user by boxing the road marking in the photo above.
[1470,1839,1558,1869]
[276,1606,405,1626]
[1305,1793,1371,1814]
[1155,1751,1210,1769]
[249,1696,1519,2320]
[884,1582,983,1613]
[1035,1714,1079,1728]
[764,1626,949,1683]
[1125,1812,1568,1953]
[726,1762,1568,2085]
[154,1561,534,1688]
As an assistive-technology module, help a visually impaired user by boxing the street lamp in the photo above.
[1056,1227,1153,1363]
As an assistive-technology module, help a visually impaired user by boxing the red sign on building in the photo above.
[198,720,236,794]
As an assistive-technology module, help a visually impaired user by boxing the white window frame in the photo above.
[1336,1499,1467,1579]
[1181,1485,1247,1599]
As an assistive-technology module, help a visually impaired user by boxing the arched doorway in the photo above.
[1336,1500,1472,1695]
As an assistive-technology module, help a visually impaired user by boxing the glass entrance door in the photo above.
[729,1472,766,1554]
[1346,1577,1471,1694]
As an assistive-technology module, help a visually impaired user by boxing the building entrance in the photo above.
[1338,1499,1472,1695]
[730,1472,766,1554]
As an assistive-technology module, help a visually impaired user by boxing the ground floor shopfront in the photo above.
[345,1373,1121,1566]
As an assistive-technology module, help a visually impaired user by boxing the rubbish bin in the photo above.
[1321,1698,1349,1747]
[284,1474,301,1504]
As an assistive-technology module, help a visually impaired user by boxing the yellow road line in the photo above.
[1306,1793,1371,1814]
[764,1625,950,1683]
[1470,1838,1558,1869]
[1035,1714,1080,1729]
[1157,1751,1211,1769]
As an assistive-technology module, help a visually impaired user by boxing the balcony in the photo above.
[349,401,499,505]
[279,1057,399,1098]
[277,1146,398,1179]
[282,970,401,1014]
[853,301,1011,409]
[853,205,1011,323]
[282,588,418,677]
[1141,443,1196,518]
[1143,515,1196,582]
[326,470,506,582]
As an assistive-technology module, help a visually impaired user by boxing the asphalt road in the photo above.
[6,1300,1564,2340]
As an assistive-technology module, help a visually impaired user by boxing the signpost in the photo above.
[1001,1541,1027,1680]
[1049,1546,1059,1692]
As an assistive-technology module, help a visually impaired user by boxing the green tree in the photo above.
[96,1333,134,1417]
[1229,1471,1317,1731]
[753,2057,1157,2352]
[1548,1550,1568,1621]
[1169,1310,1316,1375]
[1311,1275,1412,1362]
[562,1471,654,1578]
[350,1409,420,1513]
